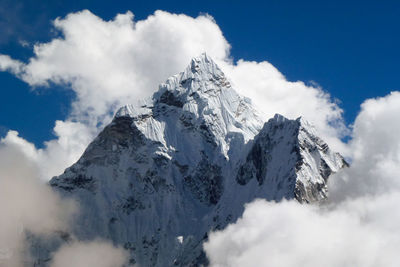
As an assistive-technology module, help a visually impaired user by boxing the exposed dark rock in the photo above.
[159,90,184,108]
[121,196,146,214]
[184,156,223,205]
[51,174,96,192]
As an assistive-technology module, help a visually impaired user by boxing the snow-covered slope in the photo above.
[35,54,346,266]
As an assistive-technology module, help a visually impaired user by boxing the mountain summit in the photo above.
[35,54,347,266]
[115,53,264,158]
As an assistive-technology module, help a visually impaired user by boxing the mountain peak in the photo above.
[187,52,219,74]
[115,53,230,120]
[159,52,230,97]
[271,113,289,123]
[115,54,263,157]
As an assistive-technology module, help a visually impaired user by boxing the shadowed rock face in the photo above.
[158,90,184,108]
[36,54,347,266]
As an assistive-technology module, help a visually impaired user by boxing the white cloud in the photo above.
[329,91,400,200]
[205,91,400,267]
[50,240,128,267]
[1,122,93,180]
[0,54,23,73]
[204,197,400,267]
[0,9,347,180]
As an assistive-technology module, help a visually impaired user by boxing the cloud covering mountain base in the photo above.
[205,198,400,267]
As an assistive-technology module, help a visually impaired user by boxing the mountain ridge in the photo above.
[33,53,346,266]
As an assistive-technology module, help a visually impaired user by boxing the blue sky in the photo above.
[0,0,399,147]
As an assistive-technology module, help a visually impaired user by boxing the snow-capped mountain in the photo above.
[35,54,347,266]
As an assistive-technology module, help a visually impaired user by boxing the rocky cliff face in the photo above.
[237,114,347,203]
[37,54,346,266]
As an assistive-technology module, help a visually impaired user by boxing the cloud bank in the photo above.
[204,92,400,267]
[204,199,400,267]
[0,9,347,180]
